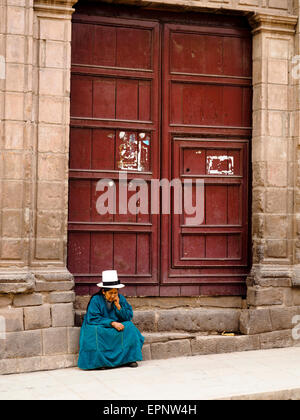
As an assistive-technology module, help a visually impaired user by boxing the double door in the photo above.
[68,5,252,297]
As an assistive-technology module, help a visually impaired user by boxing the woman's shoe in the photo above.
[128,362,138,368]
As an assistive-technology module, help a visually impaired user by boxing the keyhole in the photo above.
[186,168,191,173]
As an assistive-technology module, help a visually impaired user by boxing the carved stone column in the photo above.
[0,0,79,374]
[30,0,78,282]
[246,13,298,307]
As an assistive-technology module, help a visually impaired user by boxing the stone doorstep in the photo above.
[142,329,298,361]
[142,332,257,361]
[75,307,241,333]
[1,329,298,375]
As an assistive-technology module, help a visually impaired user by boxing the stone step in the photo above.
[74,307,299,363]
[75,307,241,334]
[141,331,260,361]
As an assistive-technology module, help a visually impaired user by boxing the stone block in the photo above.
[13,293,43,307]
[157,309,240,333]
[4,120,25,151]
[24,305,51,330]
[258,277,291,287]
[0,358,20,375]
[247,287,284,306]
[293,290,300,306]
[35,271,74,282]
[197,297,243,308]
[51,303,74,327]
[2,179,24,208]
[35,239,62,260]
[270,307,300,331]
[150,339,191,360]
[38,153,66,181]
[16,356,42,374]
[40,354,77,371]
[215,336,237,354]
[74,296,90,310]
[265,216,287,240]
[268,0,288,11]
[37,181,64,210]
[240,309,272,335]
[252,214,264,238]
[142,344,151,361]
[267,162,287,187]
[68,326,80,354]
[2,209,22,237]
[6,63,25,92]
[266,189,287,214]
[39,68,65,96]
[35,281,74,292]
[48,291,75,304]
[266,240,287,258]
[252,189,265,213]
[268,111,284,137]
[0,295,13,307]
[6,6,25,35]
[265,137,287,162]
[44,41,66,68]
[267,85,288,110]
[1,330,42,359]
[38,96,64,124]
[5,92,24,120]
[38,125,66,153]
[6,34,25,63]
[132,310,157,332]
[191,336,218,355]
[1,239,23,261]
[36,211,63,238]
[75,310,85,327]
[235,335,260,352]
[0,307,23,332]
[42,327,68,355]
[268,59,288,85]
[259,330,294,349]
[39,18,67,41]
[144,332,195,344]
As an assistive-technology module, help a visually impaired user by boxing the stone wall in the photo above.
[0,0,300,374]
[0,0,79,374]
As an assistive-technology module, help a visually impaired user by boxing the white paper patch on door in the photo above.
[207,155,234,175]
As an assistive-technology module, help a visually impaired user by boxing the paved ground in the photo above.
[0,347,300,400]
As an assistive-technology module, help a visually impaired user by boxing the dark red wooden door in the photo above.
[68,5,252,297]
[161,23,252,296]
[68,13,161,296]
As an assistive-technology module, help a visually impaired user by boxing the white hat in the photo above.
[97,270,125,289]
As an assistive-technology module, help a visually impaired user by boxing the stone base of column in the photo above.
[0,268,79,374]
[246,264,296,308]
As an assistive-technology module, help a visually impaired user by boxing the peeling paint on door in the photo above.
[117,131,150,171]
[207,155,234,175]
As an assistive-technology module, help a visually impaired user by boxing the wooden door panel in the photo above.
[171,139,248,270]
[162,21,251,293]
[169,29,251,77]
[69,15,160,294]
[170,83,251,127]
[71,76,152,121]
[72,20,153,70]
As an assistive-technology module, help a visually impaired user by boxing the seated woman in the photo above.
[78,270,144,370]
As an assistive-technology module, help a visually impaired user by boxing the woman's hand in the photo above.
[111,321,124,331]
[113,295,121,310]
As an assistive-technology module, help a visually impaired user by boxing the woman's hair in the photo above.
[85,287,114,313]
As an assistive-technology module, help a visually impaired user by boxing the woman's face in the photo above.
[102,288,118,302]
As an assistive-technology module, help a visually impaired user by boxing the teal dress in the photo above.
[78,293,144,370]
